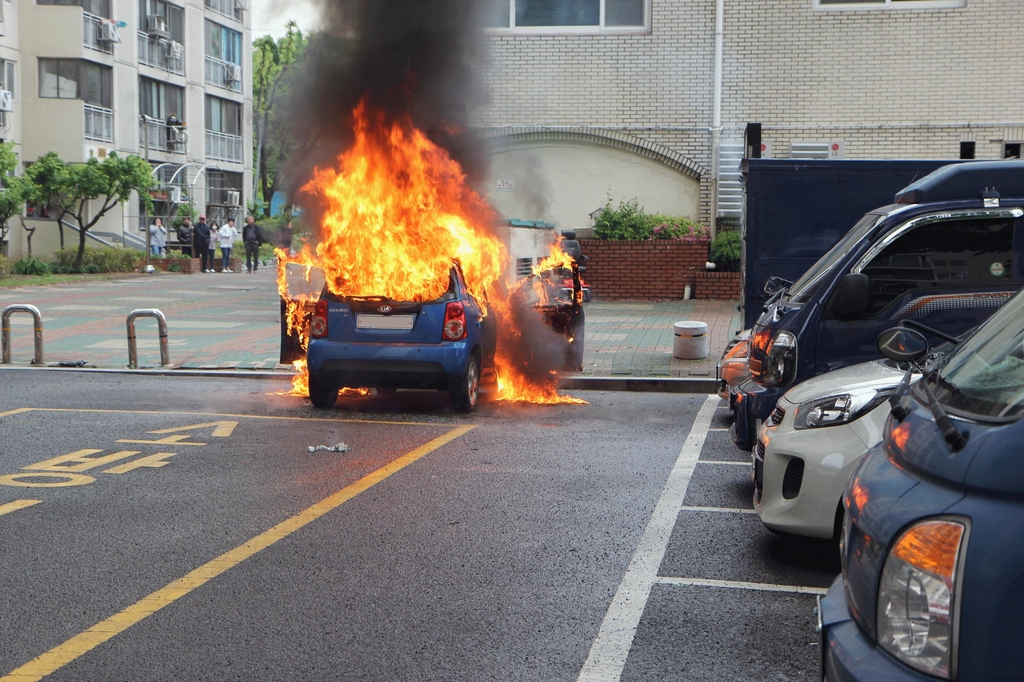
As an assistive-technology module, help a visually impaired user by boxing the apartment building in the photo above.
[0,0,252,258]
[475,0,1024,233]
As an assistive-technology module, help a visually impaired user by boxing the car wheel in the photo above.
[308,373,338,409]
[450,355,480,413]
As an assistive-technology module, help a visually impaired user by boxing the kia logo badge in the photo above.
[377,305,393,314]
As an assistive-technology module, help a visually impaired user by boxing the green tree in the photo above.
[0,142,26,256]
[253,22,307,216]
[25,152,155,269]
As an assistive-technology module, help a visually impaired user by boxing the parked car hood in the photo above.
[783,359,907,406]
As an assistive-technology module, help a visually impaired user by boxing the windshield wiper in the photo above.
[918,370,969,451]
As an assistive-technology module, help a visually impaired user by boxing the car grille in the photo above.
[753,441,765,503]
[769,405,786,426]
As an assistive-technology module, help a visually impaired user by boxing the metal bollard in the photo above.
[1,304,44,365]
[126,309,170,369]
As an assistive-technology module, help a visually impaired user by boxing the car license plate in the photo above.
[355,314,415,330]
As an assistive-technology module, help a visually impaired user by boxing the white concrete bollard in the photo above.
[673,321,709,359]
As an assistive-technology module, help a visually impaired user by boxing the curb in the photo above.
[0,365,718,394]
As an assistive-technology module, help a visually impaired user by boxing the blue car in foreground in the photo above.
[820,287,1024,681]
[305,264,497,412]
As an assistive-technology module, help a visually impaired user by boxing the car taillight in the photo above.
[310,299,328,339]
[443,301,467,341]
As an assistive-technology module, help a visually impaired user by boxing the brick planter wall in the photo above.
[578,238,709,300]
[694,270,741,300]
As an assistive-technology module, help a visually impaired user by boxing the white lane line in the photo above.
[708,427,730,432]
[696,460,749,466]
[578,394,719,682]
[678,505,755,515]
[655,576,828,596]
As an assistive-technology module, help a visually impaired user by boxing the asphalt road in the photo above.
[0,371,839,681]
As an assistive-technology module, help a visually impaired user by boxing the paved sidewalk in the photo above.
[0,271,740,376]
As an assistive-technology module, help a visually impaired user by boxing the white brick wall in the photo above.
[476,0,1024,225]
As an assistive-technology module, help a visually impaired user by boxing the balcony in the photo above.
[205,130,242,163]
[204,56,242,93]
[204,0,243,22]
[140,117,188,154]
[84,104,113,143]
[83,13,117,54]
[138,32,184,75]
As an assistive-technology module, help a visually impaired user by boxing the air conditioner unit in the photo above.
[233,0,247,11]
[226,65,242,84]
[146,15,170,39]
[0,90,13,113]
[169,186,182,203]
[226,190,240,206]
[165,40,184,61]
[98,20,121,43]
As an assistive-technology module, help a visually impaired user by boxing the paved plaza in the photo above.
[0,271,740,377]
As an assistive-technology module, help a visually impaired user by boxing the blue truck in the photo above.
[733,160,1024,450]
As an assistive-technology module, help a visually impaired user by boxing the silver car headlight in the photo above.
[793,387,893,429]
[877,519,967,679]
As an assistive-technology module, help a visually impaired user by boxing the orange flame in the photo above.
[276,102,584,406]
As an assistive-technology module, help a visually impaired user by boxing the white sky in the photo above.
[251,0,324,39]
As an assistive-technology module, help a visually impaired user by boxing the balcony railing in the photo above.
[140,117,188,154]
[84,104,113,143]
[138,32,184,75]
[204,0,243,22]
[205,130,242,163]
[83,12,116,54]
[204,56,242,93]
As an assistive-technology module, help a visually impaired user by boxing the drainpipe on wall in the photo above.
[710,0,724,242]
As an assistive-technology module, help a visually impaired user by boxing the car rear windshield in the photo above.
[324,270,458,304]
[788,213,884,304]
[928,292,1024,422]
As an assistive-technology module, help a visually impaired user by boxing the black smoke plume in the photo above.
[281,0,491,210]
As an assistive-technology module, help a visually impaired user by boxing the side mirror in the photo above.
[561,230,577,240]
[833,273,872,316]
[878,327,929,363]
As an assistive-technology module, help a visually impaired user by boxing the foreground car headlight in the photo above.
[877,519,967,679]
[793,387,893,429]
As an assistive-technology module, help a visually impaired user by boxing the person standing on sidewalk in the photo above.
[242,215,265,274]
[207,221,219,272]
[218,218,239,273]
[195,215,212,272]
[148,218,167,256]
[177,217,193,258]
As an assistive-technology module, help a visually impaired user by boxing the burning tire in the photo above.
[450,354,480,413]
[308,373,338,409]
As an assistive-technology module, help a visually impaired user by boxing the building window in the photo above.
[138,0,183,43]
[140,77,184,121]
[206,95,241,135]
[38,59,111,108]
[37,0,112,19]
[815,0,965,9]
[204,20,241,65]
[0,60,15,99]
[484,0,649,33]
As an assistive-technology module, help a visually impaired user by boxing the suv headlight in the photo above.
[760,330,798,387]
[793,387,894,429]
[877,519,967,679]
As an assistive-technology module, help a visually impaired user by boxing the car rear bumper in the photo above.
[820,578,932,682]
[307,339,470,388]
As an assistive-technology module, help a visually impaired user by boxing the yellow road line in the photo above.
[0,500,42,516]
[0,424,475,682]
[0,408,436,427]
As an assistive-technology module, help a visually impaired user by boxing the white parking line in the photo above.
[678,505,755,514]
[578,395,719,682]
[708,427,730,431]
[696,460,749,466]
[655,576,828,596]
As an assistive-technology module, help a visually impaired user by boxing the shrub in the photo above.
[0,254,8,279]
[710,231,742,272]
[51,246,142,273]
[168,263,181,272]
[12,257,51,276]
[593,197,709,241]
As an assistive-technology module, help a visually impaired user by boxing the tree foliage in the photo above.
[253,22,308,216]
[25,152,155,268]
[0,142,26,255]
